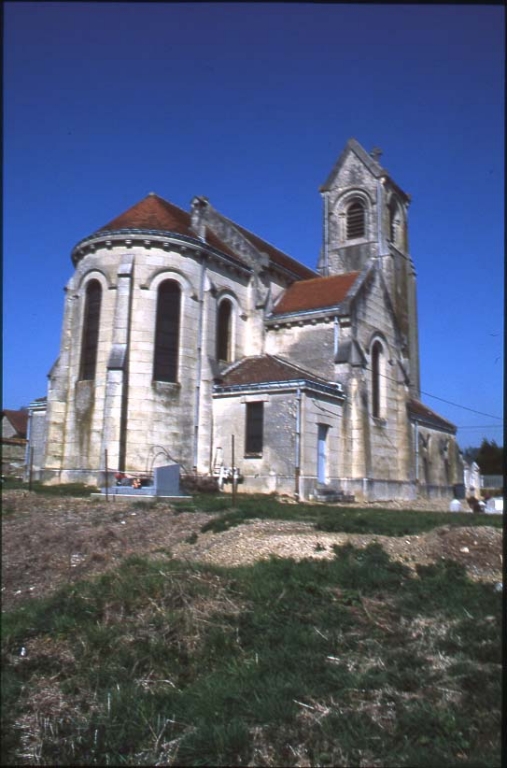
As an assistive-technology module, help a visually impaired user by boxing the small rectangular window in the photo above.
[245,402,263,455]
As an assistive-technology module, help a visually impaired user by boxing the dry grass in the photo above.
[2,490,502,766]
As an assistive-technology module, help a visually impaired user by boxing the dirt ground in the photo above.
[2,490,503,612]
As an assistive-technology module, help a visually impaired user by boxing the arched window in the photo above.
[371,340,383,418]
[389,199,402,246]
[216,299,232,362]
[153,280,181,382]
[346,200,365,240]
[80,280,102,380]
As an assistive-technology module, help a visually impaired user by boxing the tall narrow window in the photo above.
[80,280,102,380]
[245,402,263,455]
[346,200,365,239]
[216,299,232,362]
[389,199,400,245]
[371,340,383,418]
[153,280,181,382]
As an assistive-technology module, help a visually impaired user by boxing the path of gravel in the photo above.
[2,491,503,612]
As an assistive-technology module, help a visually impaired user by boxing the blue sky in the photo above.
[3,2,504,448]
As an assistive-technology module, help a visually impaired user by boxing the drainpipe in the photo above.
[193,253,207,470]
[25,407,33,479]
[414,420,419,484]
[295,387,302,499]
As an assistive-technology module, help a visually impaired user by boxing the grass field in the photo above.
[1,490,502,766]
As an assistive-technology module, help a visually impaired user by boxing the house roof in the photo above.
[272,272,360,316]
[407,399,457,433]
[217,354,341,393]
[2,409,28,438]
[92,193,241,263]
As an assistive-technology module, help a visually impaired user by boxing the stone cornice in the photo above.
[71,229,252,277]
[213,378,345,401]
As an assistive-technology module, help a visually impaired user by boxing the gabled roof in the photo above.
[320,138,386,192]
[77,193,315,280]
[2,409,28,438]
[92,193,241,263]
[272,272,360,316]
[407,399,457,434]
[229,220,316,281]
[320,138,410,203]
[216,354,343,396]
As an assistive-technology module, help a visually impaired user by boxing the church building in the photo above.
[33,138,461,500]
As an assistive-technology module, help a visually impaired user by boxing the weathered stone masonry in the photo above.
[32,139,460,500]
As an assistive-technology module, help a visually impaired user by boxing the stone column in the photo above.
[100,256,133,472]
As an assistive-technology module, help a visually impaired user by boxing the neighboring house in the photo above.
[481,475,504,491]
[463,460,482,498]
[2,409,28,477]
[30,138,461,499]
[25,398,48,479]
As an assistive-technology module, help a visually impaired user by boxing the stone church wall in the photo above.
[43,240,265,483]
[213,389,344,497]
[351,268,412,484]
[265,320,336,380]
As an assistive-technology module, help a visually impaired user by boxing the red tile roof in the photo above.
[98,194,190,234]
[219,354,334,388]
[272,272,360,315]
[89,193,315,280]
[407,399,456,432]
[2,409,28,438]
[94,194,242,264]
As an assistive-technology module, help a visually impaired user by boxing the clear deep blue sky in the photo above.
[4,2,504,449]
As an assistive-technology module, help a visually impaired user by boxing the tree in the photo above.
[475,439,504,475]
[461,446,479,464]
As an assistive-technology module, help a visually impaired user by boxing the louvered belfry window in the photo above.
[216,299,232,362]
[80,280,102,380]
[346,200,365,240]
[153,280,181,382]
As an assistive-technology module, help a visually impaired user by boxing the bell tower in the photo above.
[318,138,420,396]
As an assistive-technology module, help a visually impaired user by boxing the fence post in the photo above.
[231,435,237,507]
[28,447,34,491]
[105,449,109,503]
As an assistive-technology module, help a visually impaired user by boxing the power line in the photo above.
[419,390,502,421]
[363,364,503,421]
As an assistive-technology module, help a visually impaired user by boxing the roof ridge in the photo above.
[220,356,264,376]
[271,271,360,316]
[298,270,361,285]
[407,398,456,430]
[229,218,295,259]
[268,354,333,383]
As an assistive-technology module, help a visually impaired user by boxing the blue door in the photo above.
[317,424,329,484]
